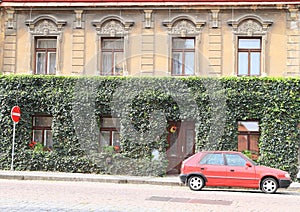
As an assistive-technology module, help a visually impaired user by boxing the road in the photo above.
[0,179,299,212]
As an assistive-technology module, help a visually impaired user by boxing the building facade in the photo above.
[0,0,299,174]
[1,0,300,77]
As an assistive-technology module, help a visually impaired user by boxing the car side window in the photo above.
[200,153,224,165]
[225,154,247,166]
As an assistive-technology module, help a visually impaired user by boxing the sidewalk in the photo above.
[0,170,300,191]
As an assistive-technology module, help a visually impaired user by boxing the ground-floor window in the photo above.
[32,115,53,148]
[100,117,121,151]
[238,121,259,160]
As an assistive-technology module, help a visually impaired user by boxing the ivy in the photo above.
[0,75,299,178]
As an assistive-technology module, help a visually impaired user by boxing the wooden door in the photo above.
[166,121,195,174]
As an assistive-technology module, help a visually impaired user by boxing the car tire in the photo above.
[188,175,205,191]
[261,177,278,194]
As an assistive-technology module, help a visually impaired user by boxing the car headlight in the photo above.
[284,173,290,178]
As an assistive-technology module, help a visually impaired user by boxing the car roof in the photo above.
[198,150,241,154]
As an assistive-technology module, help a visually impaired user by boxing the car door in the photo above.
[199,153,227,186]
[224,153,258,188]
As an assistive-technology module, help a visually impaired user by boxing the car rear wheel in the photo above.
[261,177,278,194]
[188,176,205,191]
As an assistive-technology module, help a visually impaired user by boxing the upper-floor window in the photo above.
[101,38,124,76]
[238,121,259,160]
[35,38,57,75]
[172,38,195,76]
[238,38,261,76]
[32,115,53,148]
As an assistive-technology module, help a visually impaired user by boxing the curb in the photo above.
[0,170,299,191]
[0,170,182,187]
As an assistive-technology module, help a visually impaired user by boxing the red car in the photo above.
[180,151,292,194]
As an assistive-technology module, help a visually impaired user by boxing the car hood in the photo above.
[255,165,288,175]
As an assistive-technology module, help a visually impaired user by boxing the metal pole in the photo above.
[11,122,16,171]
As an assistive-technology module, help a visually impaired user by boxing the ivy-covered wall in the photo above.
[0,75,299,178]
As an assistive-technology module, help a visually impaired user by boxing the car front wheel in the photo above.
[188,175,205,191]
[261,177,278,194]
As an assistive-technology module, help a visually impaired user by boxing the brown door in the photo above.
[166,121,195,174]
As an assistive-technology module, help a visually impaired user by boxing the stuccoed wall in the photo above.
[0,75,299,178]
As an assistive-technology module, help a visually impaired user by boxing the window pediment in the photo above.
[92,16,134,37]
[25,15,67,36]
[163,16,206,36]
[228,15,273,36]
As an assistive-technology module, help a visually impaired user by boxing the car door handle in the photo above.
[230,169,235,172]
[200,167,205,170]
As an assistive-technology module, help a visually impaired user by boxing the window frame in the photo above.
[237,37,262,77]
[99,116,121,149]
[34,37,57,75]
[101,37,124,76]
[171,37,195,76]
[238,120,260,159]
[32,114,53,148]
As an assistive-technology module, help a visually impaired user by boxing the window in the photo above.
[238,38,261,76]
[200,153,224,165]
[172,38,195,76]
[32,115,53,148]
[225,154,247,166]
[35,38,57,75]
[238,121,259,159]
[100,117,121,150]
[101,38,124,76]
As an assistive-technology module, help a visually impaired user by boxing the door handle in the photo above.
[200,167,205,170]
[230,169,235,172]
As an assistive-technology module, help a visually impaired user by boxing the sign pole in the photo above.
[10,106,21,171]
[11,121,16,171]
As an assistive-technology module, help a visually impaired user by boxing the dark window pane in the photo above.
[101,118,120,128]
[33,116,52,127]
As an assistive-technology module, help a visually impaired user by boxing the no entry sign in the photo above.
[11,106,21,123]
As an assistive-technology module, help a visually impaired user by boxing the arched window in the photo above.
[92,17,134,76]
[25,16,66,75]
[163,16,205,76]
[228,15,273,76]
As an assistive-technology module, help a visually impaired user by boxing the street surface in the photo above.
[0,179,299,212]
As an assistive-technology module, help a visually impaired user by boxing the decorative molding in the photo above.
[92,16,134,36]
[25,15,67,36]
[162,16,206,36]
[74,10,84,29]
[227,15,273,36]
[144,10,153,29]
[6,9,15,29]
[288,8,299,29]
[210,10,220,28]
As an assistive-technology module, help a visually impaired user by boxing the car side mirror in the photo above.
[246,162,252,167]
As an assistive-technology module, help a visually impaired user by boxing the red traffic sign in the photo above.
[11,106,21,123]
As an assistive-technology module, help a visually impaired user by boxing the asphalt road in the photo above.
[0,179,299,212]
